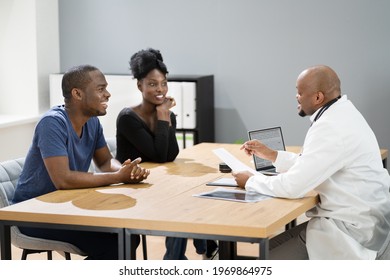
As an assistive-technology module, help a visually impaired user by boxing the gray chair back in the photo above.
[0,158,24,208]
[376,231,390,259]
[0,157,85,259]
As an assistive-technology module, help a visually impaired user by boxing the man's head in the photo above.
[62,64,110,116]
[296,65,341,117]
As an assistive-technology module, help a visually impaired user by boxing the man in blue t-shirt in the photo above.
[12,64,150,259]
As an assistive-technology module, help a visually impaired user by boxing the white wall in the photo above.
[0,0,38,115]
[0,0,59,161]
[36,0,60,113]
[0,0,59,116]
[0,117,38,162]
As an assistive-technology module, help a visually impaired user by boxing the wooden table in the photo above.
[0,143,347,260]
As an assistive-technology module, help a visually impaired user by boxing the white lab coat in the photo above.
[245,95,390,259]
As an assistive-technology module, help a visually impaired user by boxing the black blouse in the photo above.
[115,107,179,163]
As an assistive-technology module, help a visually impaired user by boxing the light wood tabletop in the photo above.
[4,142,384,259]
[0,143,317,234]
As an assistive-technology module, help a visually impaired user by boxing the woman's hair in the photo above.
[129,48,168,80]
[62,64,99,100]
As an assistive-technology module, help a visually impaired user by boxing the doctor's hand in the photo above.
[240,139,278,162]
[232,171,253,189]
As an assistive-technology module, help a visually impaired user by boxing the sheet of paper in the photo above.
[206,177,238,187]
[213,148,258,174]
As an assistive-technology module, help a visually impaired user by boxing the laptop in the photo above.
[247,126,286,175]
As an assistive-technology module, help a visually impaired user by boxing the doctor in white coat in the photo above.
[233,65,390,259]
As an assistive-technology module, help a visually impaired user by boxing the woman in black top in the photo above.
[116,49,179,164]
[117,48,211,260]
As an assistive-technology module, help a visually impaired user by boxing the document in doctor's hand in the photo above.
[206,177,238,187]
[212,148,258,174]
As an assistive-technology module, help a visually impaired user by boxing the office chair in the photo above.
[376,230,390,260]
[0,157,86,260]
[376,186,390,260]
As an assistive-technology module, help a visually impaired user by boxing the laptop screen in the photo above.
[248,127,286,172]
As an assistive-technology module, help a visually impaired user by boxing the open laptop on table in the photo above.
[248,126,286,175]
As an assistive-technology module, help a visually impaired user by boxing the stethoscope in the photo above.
[313,95,341,123]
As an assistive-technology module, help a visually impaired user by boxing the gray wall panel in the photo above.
[58,0,390,149]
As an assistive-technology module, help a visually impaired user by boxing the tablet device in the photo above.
[194,187,272,203]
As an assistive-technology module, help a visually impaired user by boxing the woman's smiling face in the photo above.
[137,69,168,105]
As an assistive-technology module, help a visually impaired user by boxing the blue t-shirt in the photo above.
[12,105,107,204]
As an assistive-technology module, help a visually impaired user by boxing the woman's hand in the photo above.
[157,96,176,111]
[156,96,176,123]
